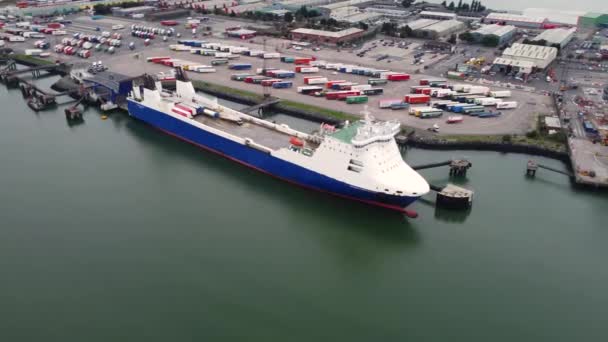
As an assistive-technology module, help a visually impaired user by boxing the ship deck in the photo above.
[194,115,292,150]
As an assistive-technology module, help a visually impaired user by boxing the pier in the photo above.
[411,159,474,209]
[526,160,574,178]
[412,159,472,176]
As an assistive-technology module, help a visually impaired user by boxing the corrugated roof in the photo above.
[472,24,517,37]
[405,18,439,30]
[532,28,576,45]
[486,12,546,24]
[420,11,456,18]
[502,43,558,60]
[421,19,464,34]
[523,8,584,26]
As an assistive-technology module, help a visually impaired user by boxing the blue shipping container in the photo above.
[229,64,252,70]
[272,82,293,89]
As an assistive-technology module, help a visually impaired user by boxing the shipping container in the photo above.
[477,111,502,118]
[297,86,323,95]
[280,56,295,63]
[351,84,372,91]
[294,58,313,65]
[346,96,368,104]
[25,49,43,56]
[231,73,254,81]
[390,102,410,110]
[306,77,328,85]
[474,97,502,106]
[260,79,283,86]
[272,81,293,89]
[379,99,403,109]
[449,104,477,113]
[362,88,384,96]
[295,66,319,73]
[447,71,466,80]
[404,94,430,104]
[331,82,357,90]
[419,110,443,118]
[229,63,252,70]
[211,59,229,65]
[368,78,388,86]
[326,80,347,89]
[496,101,518,109]
[467,86,490,95]
[463,105,486,114]
[387,73,410,81]
[326,91,361,100]
[262,52,280,59]
[489,90,511,98]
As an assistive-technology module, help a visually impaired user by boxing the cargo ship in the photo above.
[126,68,429,214]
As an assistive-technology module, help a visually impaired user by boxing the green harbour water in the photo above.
[1,77,608,341]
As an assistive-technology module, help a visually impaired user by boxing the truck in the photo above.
[326,80,347,89]
[211,59,229,66]
[496,101,518,109]
[362,88,384,96]
[326,91,361,100]
[231,73,254,81]
[295,67,319,73]
[351,84,372,91]
[447,71,466,80]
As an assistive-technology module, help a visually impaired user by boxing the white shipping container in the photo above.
[8,36,25,42]
[489,90,511,98]
[194,67,216,73]
[468,86,490,95]
[262,53,280,59]
[351,84,372,91]
[496,101,517,109]
[307,77,328,85]
[299,67,319,73]
[452,84,470,92]
[51,30,67,36]
[379,71,397,79]
[214,52,233,58]
[229,47,248,53]
[475,97,502,106]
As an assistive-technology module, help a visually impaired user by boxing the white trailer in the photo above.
[299,67,319,73]
[351,84,372,91]
[262,53,280,59]
[307,77,328,85]
[489,90,512,98]
[496,101,518,109]
[475,97,502,106]
[468,86,490,95]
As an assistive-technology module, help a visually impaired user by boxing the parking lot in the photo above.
[4,14,554,135]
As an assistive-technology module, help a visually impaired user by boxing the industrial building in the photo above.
[225,28,257,39]
[327,6,381,23]
[111,6,157,17]
[523,8,585,26]
[364,7,409,18]
[417,20,465,39]
[493,43,558,74]
[578,12,608,28]
[403,18,439,31]
[317,0,374,17]
[531,28,576,49]
[470,24,517,45]
[419,11,457,21]
[484,12,547,29]
[290,27,364,45]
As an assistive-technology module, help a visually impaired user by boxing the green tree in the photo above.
[457,0,463,10]
[448,33,457,44]
[229,10,236,17]
[400,25,413,38]
[441,0,447,7]
[448,1,455,10]
[284,11,293,23]
[358,21,369,30]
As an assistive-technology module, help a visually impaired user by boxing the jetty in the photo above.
[241,97,281,116]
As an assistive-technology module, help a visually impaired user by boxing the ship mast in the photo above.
[262,38,270,99]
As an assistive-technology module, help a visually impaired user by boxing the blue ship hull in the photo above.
[127,100,420,211]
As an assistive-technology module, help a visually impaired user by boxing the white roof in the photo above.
[340,12,381,23]
[291,27,364,38]
[420,11,456,19]
[523,8,585,26]
[532,28,576,45]
[472,24,517,37]
[544,116,562,129]
[486,12,546,24]
[405,18,439,30]
[502,43,558,60]
[421,19,464,34]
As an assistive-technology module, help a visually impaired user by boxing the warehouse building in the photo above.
[317,0,374,17]
[419,11,457,20]
[403,18,439,31]
[471,24,517,45]
[493,43,558,74]
[364,7,409,18]
[112,6,157,17]
[417,19,465,39]
[484,12,547,29]
[578,12,608,28]
[290,27,364,45]
[523,8,585,27]
[225,28,257,39]
[531,27,576,48]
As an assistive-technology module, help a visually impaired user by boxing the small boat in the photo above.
[447,115,463,124]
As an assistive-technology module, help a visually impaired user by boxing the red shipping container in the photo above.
[419,79,429,86]
[326,90,361,100]
[325,80,346,89]
[404,94,430,104]
[244,77,255,83]
[303,76,323,84]
[261,79,282,86]
[294,58,312,65]
[387,74,410,81]
[47,22,62,29]
[421,88,432,95]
